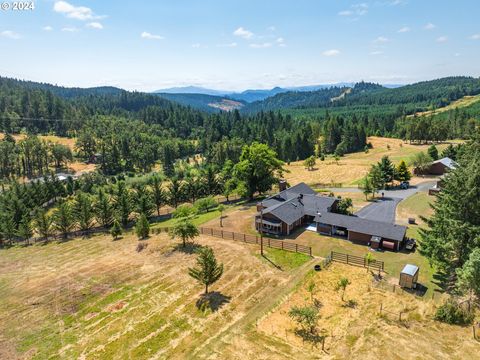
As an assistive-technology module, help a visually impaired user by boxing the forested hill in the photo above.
[0,77,123,99]
[0,76,209,137]
[242,77,480,114]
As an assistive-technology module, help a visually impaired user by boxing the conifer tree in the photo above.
[110,219,123,240]
[188,246,224,294]
[135,213,150,240]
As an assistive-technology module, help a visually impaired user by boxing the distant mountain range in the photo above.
[153,83,403,103]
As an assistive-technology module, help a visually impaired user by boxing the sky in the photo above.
[0,0,479,91]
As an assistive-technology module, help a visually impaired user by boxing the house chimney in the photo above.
[279,179,287,191]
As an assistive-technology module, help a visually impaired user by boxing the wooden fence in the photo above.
[153,226,312,256]
[330,251,384,272]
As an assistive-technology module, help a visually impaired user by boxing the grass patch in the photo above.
[153,209,221,228]
[258,247,311,271]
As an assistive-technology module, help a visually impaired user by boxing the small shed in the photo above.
[399,264,419,289]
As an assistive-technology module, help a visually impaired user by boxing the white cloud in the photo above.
[43,26,53,31]
[470,34,480,40]
[374,36,389,43]
[267,26,276,31]
[61,27,79,32]
[275,37,286,47]
[250,42,272,48]
[86,22,103,30]
[436,36,448,43]
[397,26,410,33]
[390,0,407,5]
[53,1,103,21]
[217,42,237,48]
[424,23,436,30]
[338,3,368,17]
[454,53,461,57]
[1,30,21,39]
[370,50,384,55]
[191,43,201,48]
[322,49,340,57]
[141,31,164,40]
[233,27,254,39]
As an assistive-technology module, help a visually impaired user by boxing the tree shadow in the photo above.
[196,291,231,312]
[172,242,205,254]
[294,329,326,348]
[341,299,358,308]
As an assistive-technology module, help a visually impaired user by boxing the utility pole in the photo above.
[260,201,264,256]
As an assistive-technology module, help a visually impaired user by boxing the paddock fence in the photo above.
[330,251,384,272]
[154,226,312,256]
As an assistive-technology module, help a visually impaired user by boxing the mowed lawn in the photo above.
[0,231,318,360]
[283,136,455,186]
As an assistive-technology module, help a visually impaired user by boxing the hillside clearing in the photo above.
[259,262,480,360]
[283,137,454,186]
[407,94,480,118]
[0,231,315,359]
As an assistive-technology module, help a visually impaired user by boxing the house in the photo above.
[425,157,457,175]
[256,182,407,251]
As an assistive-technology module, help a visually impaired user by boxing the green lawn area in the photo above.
[257,247,312,271]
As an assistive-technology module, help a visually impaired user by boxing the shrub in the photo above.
[434,299,474,325]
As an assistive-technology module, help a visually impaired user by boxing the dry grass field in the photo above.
[283,136,453,186]
[0,231,316,360]
[258,262,480,360]
[407,94,480,118]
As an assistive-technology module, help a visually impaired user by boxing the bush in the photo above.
[434,299,474,325]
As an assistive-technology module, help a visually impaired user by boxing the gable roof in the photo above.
[432,157,458,169]
[259,183,337,225]
[314,212,407,242]
[261,182,317,208]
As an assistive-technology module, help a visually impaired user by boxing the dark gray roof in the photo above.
[261,182,317,208]
[314,212,407,242]
[260,183,337,225]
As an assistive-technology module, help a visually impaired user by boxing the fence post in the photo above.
[243,233,246,242]
[399,312,402,321]
[309,247,312,257]
[346,254,349,265]
[473,325,477,340]
[379,303,383,314]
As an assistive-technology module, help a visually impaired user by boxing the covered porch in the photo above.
[255,217,283,235]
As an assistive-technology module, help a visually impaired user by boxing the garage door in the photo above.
[382,241,396,250]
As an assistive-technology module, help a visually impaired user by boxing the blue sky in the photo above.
[1,0,479,91]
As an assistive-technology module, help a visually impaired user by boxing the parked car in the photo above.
[400,181,410,189]
[405,238,416,250]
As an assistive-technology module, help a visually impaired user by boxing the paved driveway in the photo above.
[351,180,437,223]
